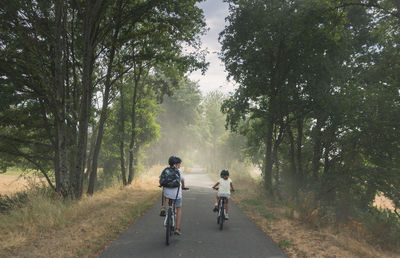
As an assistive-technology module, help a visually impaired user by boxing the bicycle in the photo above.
[213,187,234,230]
[162,187,189,245]
[164,197,175,245]
[217,195,228,230]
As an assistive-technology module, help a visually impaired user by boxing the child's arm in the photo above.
[230,182,235,191]
[212,182,219,189]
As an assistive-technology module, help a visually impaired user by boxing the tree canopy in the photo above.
[220,0,400,223]
[0,0,207,198]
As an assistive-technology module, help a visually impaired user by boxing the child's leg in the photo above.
[162,195,167,209]
[213,195,219,212]
[225,199,229,213]
[215,195,219,206]
[160,195,167,216]
[176,207,182,230]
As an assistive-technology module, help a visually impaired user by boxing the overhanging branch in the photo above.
[330,2,400,19]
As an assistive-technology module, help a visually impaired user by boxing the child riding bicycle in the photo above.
[212,169,235,219]
[159,156,186,235]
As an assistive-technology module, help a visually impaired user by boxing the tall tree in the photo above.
[0,0,207,198]
[220,0,400,221]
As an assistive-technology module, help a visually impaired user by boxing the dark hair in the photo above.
[174,156,182,164]
[168,156,182,167]
[168,156,176,166]
[220,169,229,178]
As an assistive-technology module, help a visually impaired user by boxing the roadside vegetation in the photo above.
[201,88,399,255]
[228,168,399,257]
[0,0,207,198]
[0,167,160,258]
[214,0,400,256]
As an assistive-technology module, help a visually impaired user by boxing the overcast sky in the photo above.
[187,0,237,95]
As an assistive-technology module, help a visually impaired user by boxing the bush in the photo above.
[0,192,29,213]
[361,207,400,250]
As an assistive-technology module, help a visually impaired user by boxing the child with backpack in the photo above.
[212,169,235,219]
[159,156,186,235]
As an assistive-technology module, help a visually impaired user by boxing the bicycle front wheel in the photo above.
[166,210,172,245]
[219,203,224,230]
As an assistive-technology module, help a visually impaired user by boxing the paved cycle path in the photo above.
[98,167,288,258]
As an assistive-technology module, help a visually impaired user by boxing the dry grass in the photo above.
[230,175,399,258]
[0,174,27,195]
[0,167,161,258]
[373,193,395,211]
[0,173,45,196]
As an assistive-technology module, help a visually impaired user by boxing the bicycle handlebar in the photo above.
[212,187,235,192]
[158,186,190,190]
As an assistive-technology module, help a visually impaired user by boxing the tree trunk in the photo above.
[272,119,285,198]
[85,125,97,182]
[273,149,281,199]
[128,66,142,184]
[287,125,297,176]
[72,0,106,199]
[66,8,79,184]
[296,117,304,184]
[287,124,300,196]
[54,0,69,197]
[312,115,325,181]
[264,116,273,192]
[87,51,116,195]
[119,84,127,185]
[87,5,122,194]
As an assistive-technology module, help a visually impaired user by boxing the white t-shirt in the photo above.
[218,178,232,195]
[161,169,184,199]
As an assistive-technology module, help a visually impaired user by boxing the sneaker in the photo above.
[213,206,218,212]
[174,229,182,235]
[225,213,229,220]
[160,209,166,217]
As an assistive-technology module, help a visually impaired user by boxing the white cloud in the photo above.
[188,0,237,95]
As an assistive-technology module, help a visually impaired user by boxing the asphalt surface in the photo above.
[98,167,288,258]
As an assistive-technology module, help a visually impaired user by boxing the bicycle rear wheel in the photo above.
[219,201,224,230]
[217,199,221,224]
[166,209,172,245]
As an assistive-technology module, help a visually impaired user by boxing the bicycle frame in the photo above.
[164,198,176,245]
[217,196,228,230]
[164,199,176,227]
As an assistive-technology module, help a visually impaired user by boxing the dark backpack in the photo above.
[160,167,181,188]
